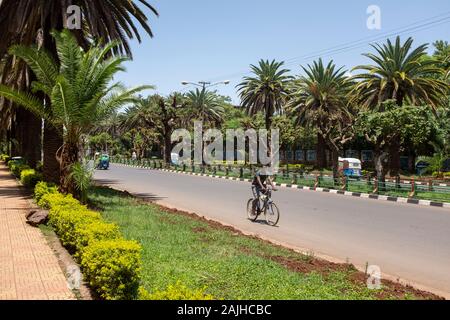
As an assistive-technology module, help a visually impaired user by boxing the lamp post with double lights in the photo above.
[181,80,230,90]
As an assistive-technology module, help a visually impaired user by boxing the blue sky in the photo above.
[116,0,450,103]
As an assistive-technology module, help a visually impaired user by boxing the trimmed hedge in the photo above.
[20,169,43,188]
[34,182,142,300]
[38,192,79,209]
[9,161,30,177]
[81,240,141,300]
[138,282,215,300]
[0,154,10,162]
[34,181,58,203]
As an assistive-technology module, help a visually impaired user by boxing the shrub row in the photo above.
[138,281,214,300]
[0,154,10,162]
[8,160,31,178]
[20,169,43,188]
[34,182,142,300]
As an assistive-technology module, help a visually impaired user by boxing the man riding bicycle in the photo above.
[247,165,280,225]
[251,166,277,200]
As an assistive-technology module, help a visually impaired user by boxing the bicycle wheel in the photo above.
[246,198,259,221]
[265,202,280,226]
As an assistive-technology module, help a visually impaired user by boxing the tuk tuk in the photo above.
[338,157,362,178]
[97,154,110,170]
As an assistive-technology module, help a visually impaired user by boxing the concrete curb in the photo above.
[112,163,450,209]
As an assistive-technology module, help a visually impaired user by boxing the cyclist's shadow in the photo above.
[249,218,280,227]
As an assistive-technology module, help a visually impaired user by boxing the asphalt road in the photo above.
[95,164,450,297]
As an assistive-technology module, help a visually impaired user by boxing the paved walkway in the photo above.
[0,164,74,300]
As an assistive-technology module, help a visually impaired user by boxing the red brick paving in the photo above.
[0,164,74,300]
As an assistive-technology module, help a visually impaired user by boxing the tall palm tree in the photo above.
[352,36,448,176]
[0,30,152,196]
[237,59,292,130]
[186,88,224,125]
[352,36,448,108]
[0,0,158,183]
[288,59,353,177]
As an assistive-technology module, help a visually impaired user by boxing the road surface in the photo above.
[95,164,450,297]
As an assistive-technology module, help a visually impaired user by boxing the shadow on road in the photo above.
[249,219,280,228]
[130,192,166,201]
[94,178,120,185]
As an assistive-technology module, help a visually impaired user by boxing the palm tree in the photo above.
[186,88,224,125]
[0,30,152,196]
[237,59,292,130]
[0,0,158,57]
[352,36,448,176]
[352,37,447,109]
[288,59,353,178]
[0,0,158,183]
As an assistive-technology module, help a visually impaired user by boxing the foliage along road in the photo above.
[94,164,450,298]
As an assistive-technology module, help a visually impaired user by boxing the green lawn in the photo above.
[88,187,438,300]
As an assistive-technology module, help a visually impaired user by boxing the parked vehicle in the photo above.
[339,157,362,178]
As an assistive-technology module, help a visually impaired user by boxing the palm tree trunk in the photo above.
[316,133,326,169]
[15,107,41,168]
[59,141,79,196]
[43,123,62,184]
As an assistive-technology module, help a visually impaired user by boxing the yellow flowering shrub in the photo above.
[139,281,215,300]
[81,239,142,300]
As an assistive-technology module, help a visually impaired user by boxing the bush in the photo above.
[38,192,80,209]
[432,171,444,179]
[0,154,10,162]
[138,281,214,300]
[81,239,142,300]
[35,184,141,300]
[9,161,30,177]
[34,181,58,203]
[73,220,121,257]
[20,169,43,188]
[48,205,102,251]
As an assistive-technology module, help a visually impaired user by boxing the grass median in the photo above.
[88,186,441,300]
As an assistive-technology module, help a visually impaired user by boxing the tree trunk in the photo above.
[331,147,340,181]
[388,138,401,177]
[15,108,41,167]
[43,123,63,184]
[316,133,326,169]
[163,132,172,164]
[59,141,79,196]
[374,150,388,190]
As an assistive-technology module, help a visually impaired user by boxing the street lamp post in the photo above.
[181,80,230,90]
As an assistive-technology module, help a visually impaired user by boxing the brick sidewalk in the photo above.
[0,165,74,300]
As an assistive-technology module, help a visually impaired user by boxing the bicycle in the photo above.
[246,186,280,226]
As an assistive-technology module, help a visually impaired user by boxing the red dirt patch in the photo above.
[268,255,355,275]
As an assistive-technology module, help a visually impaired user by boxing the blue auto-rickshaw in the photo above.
[339,157,362,178]
[97,154,110,170]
